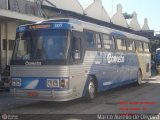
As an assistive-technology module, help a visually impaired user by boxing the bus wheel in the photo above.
[136,70,142,85]
[86,77,96,101]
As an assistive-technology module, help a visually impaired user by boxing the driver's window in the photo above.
[36,36,44,59]
[17,40,27,56]
[17,33,27,59]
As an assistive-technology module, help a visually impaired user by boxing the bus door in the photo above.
[71,30,84,64]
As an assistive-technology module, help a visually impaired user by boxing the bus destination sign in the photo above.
[29,24,51,30]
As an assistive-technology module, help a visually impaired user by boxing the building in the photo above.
[0,0,44,73]
[0,0,154,74]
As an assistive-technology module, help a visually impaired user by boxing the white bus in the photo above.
[10,18,151,101]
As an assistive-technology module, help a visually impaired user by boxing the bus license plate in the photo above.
[28,92,38,97]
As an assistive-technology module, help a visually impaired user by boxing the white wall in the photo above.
[84,0,110,22]
[129,12,141,31]
[1,21,19,70]
[43,0,84,14]
[142,18,150,30]
[111,4,128,28]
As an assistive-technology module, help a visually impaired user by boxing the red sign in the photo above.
[28,92,38,97]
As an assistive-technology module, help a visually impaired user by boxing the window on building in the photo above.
[144,42,149,52]
[85,31,95,48]
[126,40,135,51]
[9,40,15,50]
[103,34,115,49]
[95,33,102,49]
[116,38,126,51]
[3,39,7,50]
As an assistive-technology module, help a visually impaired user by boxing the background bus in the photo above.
[10,18,151,101]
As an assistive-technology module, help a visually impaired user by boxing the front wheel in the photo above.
[86,77,96,101]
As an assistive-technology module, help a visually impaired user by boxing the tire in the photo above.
[86,76,96,101]
[136,70,142,85]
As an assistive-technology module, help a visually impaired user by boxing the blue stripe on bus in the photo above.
[11,77,69,90]
[82,51,139,97]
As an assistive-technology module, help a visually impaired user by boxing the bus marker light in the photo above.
[60,80,65,88]
[70,76,74,79]
[60,79,69,88]
[11,78,21,87]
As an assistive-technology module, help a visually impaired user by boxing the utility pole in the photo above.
[112,0,113,14]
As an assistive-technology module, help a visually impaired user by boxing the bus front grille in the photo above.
[10,66,69,77]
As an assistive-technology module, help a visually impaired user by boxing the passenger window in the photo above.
[95,33,102,49]
[116,38,126,51]
[144,42,149,52]
[127,40,135,51]
[103,34,115,49]
[136,41,143,52]
[86,32,95,48]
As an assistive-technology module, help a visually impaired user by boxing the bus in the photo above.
[10,18,151,101]
[155,48,160,72]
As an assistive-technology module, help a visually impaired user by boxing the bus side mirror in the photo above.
[72,37,81,60]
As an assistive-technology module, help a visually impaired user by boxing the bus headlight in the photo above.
[17,81,21,86]
[12,78,21,87]
[60,79,69,89]
[47,79,59,88]
[12,81,16,86]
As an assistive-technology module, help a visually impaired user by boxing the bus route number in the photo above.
[54,24,63,28]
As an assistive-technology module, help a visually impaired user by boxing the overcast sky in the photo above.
[79,0,160,32]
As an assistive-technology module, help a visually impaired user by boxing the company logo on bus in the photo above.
[107,53,125,63]
[25,61,42,66]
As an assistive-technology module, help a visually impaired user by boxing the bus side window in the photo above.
[103,34,115,49]
[85,32,95,48]
[144,42,149,52]
[116,38,126,51]
[136,41,143,52]
[95,33,102,49]
[126,40,135,51]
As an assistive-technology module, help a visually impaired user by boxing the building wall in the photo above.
[42,0,84,14]
[0,0,44,73]
[0,21,19,72]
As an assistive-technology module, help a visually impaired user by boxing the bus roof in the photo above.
[16,22,72,33]
[17,18,149,42]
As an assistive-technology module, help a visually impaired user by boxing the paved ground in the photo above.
[0,75,160,120]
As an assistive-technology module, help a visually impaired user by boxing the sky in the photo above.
[78,0,160,32]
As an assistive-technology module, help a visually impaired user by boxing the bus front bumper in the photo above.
[11,89,77,101]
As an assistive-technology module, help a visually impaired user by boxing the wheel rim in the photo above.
[88,81,95,99]
[138,71,142,84]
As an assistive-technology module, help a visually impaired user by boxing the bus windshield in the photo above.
[13,29,70,60]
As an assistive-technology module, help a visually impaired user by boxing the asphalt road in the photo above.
[0,76,160,120]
